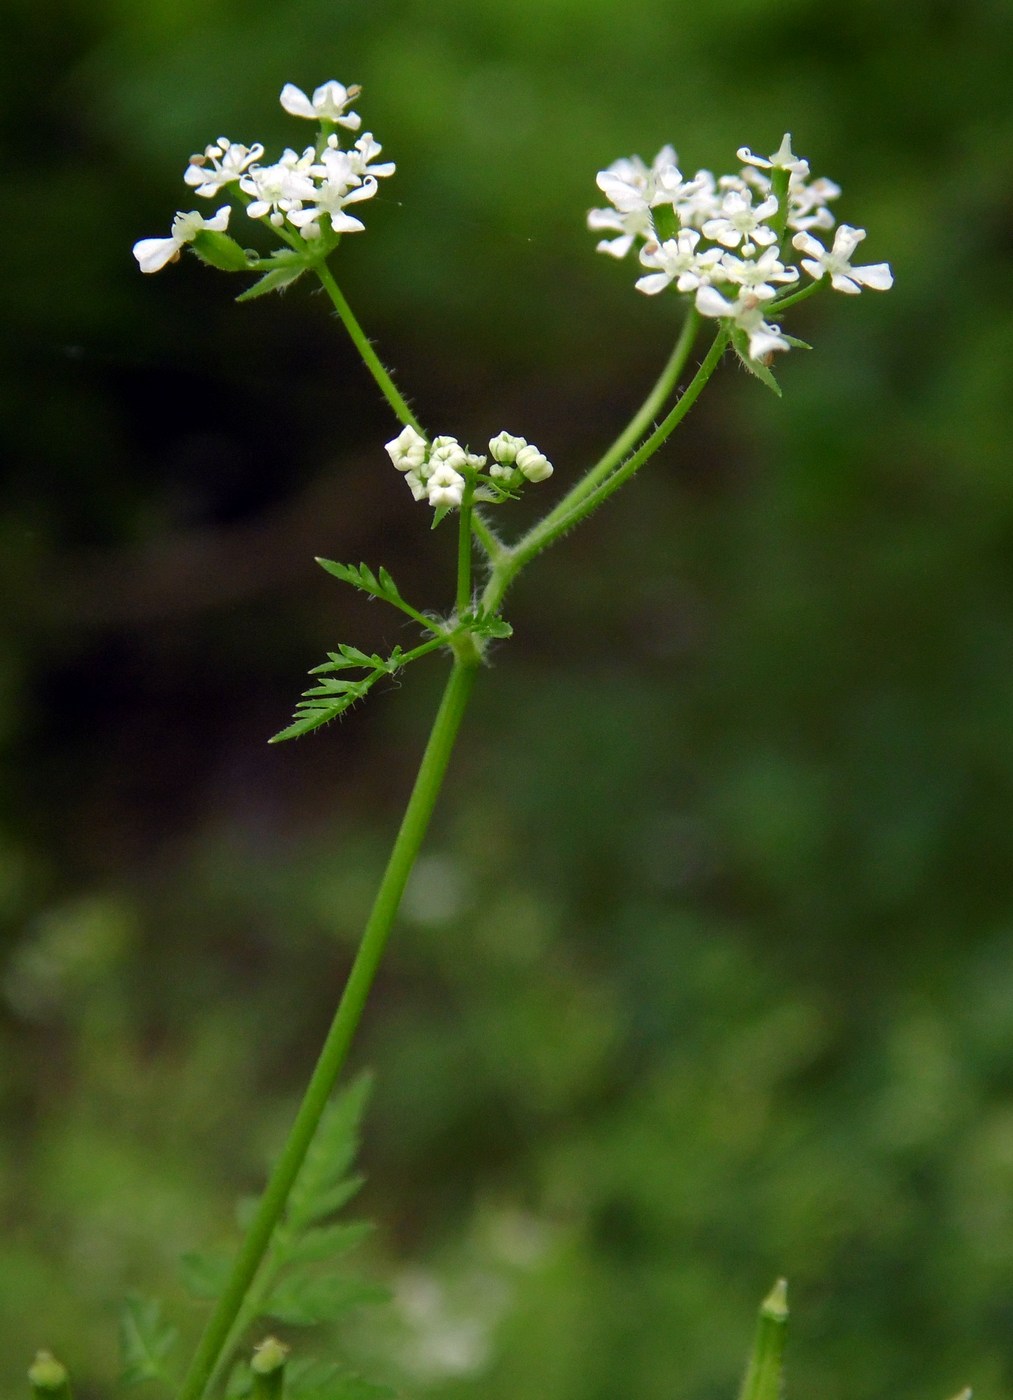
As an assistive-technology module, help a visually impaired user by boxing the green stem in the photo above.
[314,261,424,434]
[572,307,699,505]
[481,325,728,615]
[175,659,479,1400]
[471,510,505,565]
[456,479,476,615]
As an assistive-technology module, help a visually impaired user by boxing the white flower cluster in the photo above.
[385,427,554,510]
[133,81,394,273]
[589,134,893,361]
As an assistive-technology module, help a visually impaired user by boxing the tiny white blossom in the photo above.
[241,147,318,227]
[718,247,799,297]
[635,229,723,296]
[701,189,780,253]
[588,146,684,258]
[787,174,841,232]
[132,206,231,274]
[695,285,790,361]
[280,81,362,130]
[342,132,396,181]
[289,150,378,236]
[515,444,553,483]
[386,425,428,471]
[184,139,264,197]
[737,133,809,179]
[792,225,894,294]
[427,464,466,508]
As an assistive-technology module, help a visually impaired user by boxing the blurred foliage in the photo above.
[1,0,1012,1397]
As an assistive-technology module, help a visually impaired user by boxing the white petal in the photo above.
[695,285,734,318]
[829,272,862,294]
[132,236,181,273]
[853,262,894,290]
[279,84,316,118]
[595,233,635,258]
[635,272,672,296]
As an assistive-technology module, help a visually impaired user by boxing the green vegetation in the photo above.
[1,0,1010,1397]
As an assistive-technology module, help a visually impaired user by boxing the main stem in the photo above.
[175,659,479,1400]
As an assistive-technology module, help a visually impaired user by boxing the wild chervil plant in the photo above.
[30,73,971,1400]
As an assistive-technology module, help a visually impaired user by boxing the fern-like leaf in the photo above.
[119,1295,180,1389]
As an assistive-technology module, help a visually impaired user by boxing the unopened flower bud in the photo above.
[429,436,468,472]
[488,431,527,465]
[29,1353,70,1400]
[385,425,428,471]
[427,465,465,508]
[515,443,554,482]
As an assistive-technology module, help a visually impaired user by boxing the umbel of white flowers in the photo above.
[133,80,394,272]
[588,133,893,363]
[385,427,553,510]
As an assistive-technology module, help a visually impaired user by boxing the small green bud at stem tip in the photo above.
[28,1352,71,1400]
[251,1337,289,1400]
[738,1281,789,1400]
[760,1278,789,1320]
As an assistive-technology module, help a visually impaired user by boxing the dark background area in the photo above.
[2,0,1012,1396]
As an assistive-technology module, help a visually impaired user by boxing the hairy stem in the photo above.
[314,261,424,433]
[481,325,728,615]
[175,659,479,1400]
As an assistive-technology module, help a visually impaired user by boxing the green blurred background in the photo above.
[2,0,1012,1395]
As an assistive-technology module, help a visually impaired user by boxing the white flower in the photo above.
[701,189,780,253]
[184,138,264,197]
[427,464,466,508]
[737,133,809,179]
[635,229,723,296]
[792,225,894,293]
[787,174,840,232]
[343,132,396,181]
[386,425,428,471]
[588,146,684,258]
[280,81,362,130]
[288,146,378,236]
[695,285,790,361]
[132,206,231,274]
[718,246,799,297]
[241,147,318,227]
[404,469,430,501]
[514,444,553,482]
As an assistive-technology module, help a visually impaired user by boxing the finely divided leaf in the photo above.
[286,1076,370,1234]
[180,1249,233,1301]
[119,1295,180,1388]
[262,1273,389,1327]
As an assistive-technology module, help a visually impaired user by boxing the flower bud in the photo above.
[515,444,554,482]
[488,431,527,465]
[427,465,465,508]
[429,436,468,472]
[385,425,428,471]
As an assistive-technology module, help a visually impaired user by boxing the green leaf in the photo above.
[731,328,782,397]
[430,505,453,530]
[286,1076,371,1233]
[285,1359,395,1400]
[180,1249,232,1300]
[191,231,255,273]
[262,1273,388,1327]
[235,252,309,301]
[282,1220,374,1267]
[119,1295,180,1388]
[473,614,513,639]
